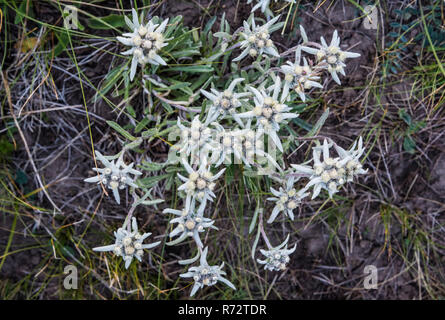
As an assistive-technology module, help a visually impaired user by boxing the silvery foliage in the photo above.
[247,0,296,20]
[238,76,298,152]
[257,235,296,271]
[84,151,142,204]
[266,176,310,223]
[291,137,367,199]
[117,9,169,81]
[281,48,323,102]
[180,247,236,296]
[233,14,281,61]
[163,194,218,248]
[200,78,249,127]
[300,28,361,85]
[93,217,160,269]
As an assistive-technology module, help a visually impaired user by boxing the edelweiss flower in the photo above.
[163,197,217,248]
[93,217,160,269]
[200,78,249,127]
[238,77,298,152]
[333,136,367,182]
[117,9,169,81]
[291,138,366,199]
[180,247,236,297]
[257,235,296,271]
[267,176,309,223]
[233,15,281,62]
[176,116,214,157]
[247,0,296,20]
[84,151,142,204]
[211,123,248,167]
[281,48,323,102]
[300,30,360,84]
[177,157,225,204]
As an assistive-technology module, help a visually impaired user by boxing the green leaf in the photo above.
[403,136,416,154]
[167,65,214,73]
[106,121,136,141]
[87,14,126,29]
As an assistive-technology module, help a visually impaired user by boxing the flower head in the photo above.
[163,197,217,248]
[200,78,249,127]
[84,151,142,204]
[93,217,160,269]
[257,235,296,271]
[281,48,323,102]
[233,15,281,62]
[180,247,236,296]
[176,116,214,158]
[238,77,298,152]
[267,176,309,223]
[300,30,360,84]
[177,157,226,205]
[291,138,367,199]
[117,9,169,80]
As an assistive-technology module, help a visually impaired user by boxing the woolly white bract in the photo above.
[180,247,236,296]
[257,235,296,271]
[84,151,142,204]
[117,9,169,81]
[233,15,281,62]
[200,78,249,127]
[247,0,296,20]
[238,77,298,152]
[291,138,367,199]
[176,116,214,158]
[281,48,323,102]
[300,29,361,85]
[93,217,160,269]
[266,176,309,223]
[163,196,217,248]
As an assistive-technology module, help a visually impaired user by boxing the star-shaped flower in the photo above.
[93,217,160,269]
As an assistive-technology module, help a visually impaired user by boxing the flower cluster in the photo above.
[238,77,298,152]
[85,7,369,298]
[300,29,361,85]
[180,247,236,297]
[257,235,296,271]
[93,217,160,269]
[234,15,281,61]
[84,151,142,204]
[267,176,309,223]
[117,9,169,80]
[291,138,367,199]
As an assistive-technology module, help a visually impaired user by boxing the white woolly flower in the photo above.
[334,136,368,182]
[180,247,236,297]
[257,235,296,271]
[117,9,169,81]
[237,77,298,152]
[247,0,296,20]
[210,123,249,167]
[177,157,226,205]
[281,48,323,102]
[291,138,367,199]
[300,29,360,85]
[266,176,309,223]
[200,78,249,127]
[163,196,217,248]
[84,151,142,204]
[176,116,214,157]
[233,15,281,62]
[93,217,160,269]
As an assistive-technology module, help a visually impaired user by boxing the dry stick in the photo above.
[2,71,61,213]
